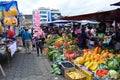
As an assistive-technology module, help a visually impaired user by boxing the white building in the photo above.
[33,7,62,25]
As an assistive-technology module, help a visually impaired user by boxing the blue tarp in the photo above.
[0,1,19,14]
[0,1,19,26]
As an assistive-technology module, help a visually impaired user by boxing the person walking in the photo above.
[35,35,45,56]
[22,27,32,54]
[20,27,25,47]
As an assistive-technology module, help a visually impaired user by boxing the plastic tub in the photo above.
[94,70,109,80]
[60,61,75,76]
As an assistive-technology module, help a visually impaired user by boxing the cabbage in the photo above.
[106,58,119,70]
[109,70,118,79]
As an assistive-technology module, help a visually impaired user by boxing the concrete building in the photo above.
[33,7,62,25]
[51,9,61,21]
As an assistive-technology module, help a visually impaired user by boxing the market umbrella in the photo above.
[78,20,100,25]
[51,20,70,23]
[110,2,120,6]
[48,20,71,27]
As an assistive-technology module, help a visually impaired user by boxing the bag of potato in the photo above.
[9,6,18,16]
[0,22,4,34]
[4,17,11,26]
[3,10,10,17]
[11,17,18,26]
[0,11,2,19]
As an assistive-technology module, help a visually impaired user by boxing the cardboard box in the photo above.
[64,68,86,80]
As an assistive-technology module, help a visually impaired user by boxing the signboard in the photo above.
[9,42,17,57]
[34,11,40,28]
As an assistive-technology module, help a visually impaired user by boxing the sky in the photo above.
[2,0,120,16]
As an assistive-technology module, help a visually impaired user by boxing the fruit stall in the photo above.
[0,1,19,62]
[44,33,120,80]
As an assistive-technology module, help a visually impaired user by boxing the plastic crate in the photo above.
[79,65,94,80]
[60,61,75,77]
[94,69,109,80]
[64,68,86,80]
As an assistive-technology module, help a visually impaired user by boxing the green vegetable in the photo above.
[116,57,120,65]
[98,63,109,69]
[51,54,66,75]
[106,57,119,70]
[109,70,118,79]
[52,66,61,75]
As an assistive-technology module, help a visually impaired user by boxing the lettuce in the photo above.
[106,58,119,70]
[109,70,118,79]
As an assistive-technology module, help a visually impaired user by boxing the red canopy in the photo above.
[60,8,120,22]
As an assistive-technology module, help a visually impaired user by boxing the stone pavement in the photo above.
[0,48,65,80]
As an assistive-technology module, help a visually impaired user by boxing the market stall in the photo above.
[44,32,120,80]
[0,1,19,77]
[0,0,19,59]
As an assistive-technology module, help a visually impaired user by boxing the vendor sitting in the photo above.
[109,36,120,53]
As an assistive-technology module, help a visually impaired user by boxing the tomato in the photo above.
[96,69,109,77]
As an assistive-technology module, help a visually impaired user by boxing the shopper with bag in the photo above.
[35,34,45,56]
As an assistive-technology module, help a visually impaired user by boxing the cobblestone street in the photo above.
[0,48,65,80]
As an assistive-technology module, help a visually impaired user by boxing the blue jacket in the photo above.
[22,31,32,41]
[20,29,25,39]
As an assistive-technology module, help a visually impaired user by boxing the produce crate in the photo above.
[94,69,109,80]
[60,61,75,77]
[73,60,82,69]
[78,65,94,80]
[64,68,86,80]
[43,47,48,55]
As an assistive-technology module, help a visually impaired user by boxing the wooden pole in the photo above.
[0,64,6,77]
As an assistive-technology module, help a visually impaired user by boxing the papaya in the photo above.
[102,52,109,58]
[98,47,101,54]
[101,50,106,54]
[83,52,88,59]
[94,47,101,54]
[108,53,113,58]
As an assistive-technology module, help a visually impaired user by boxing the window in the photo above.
[40,11,47,14]
[40,19,47,21]
[40,15,47,18]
